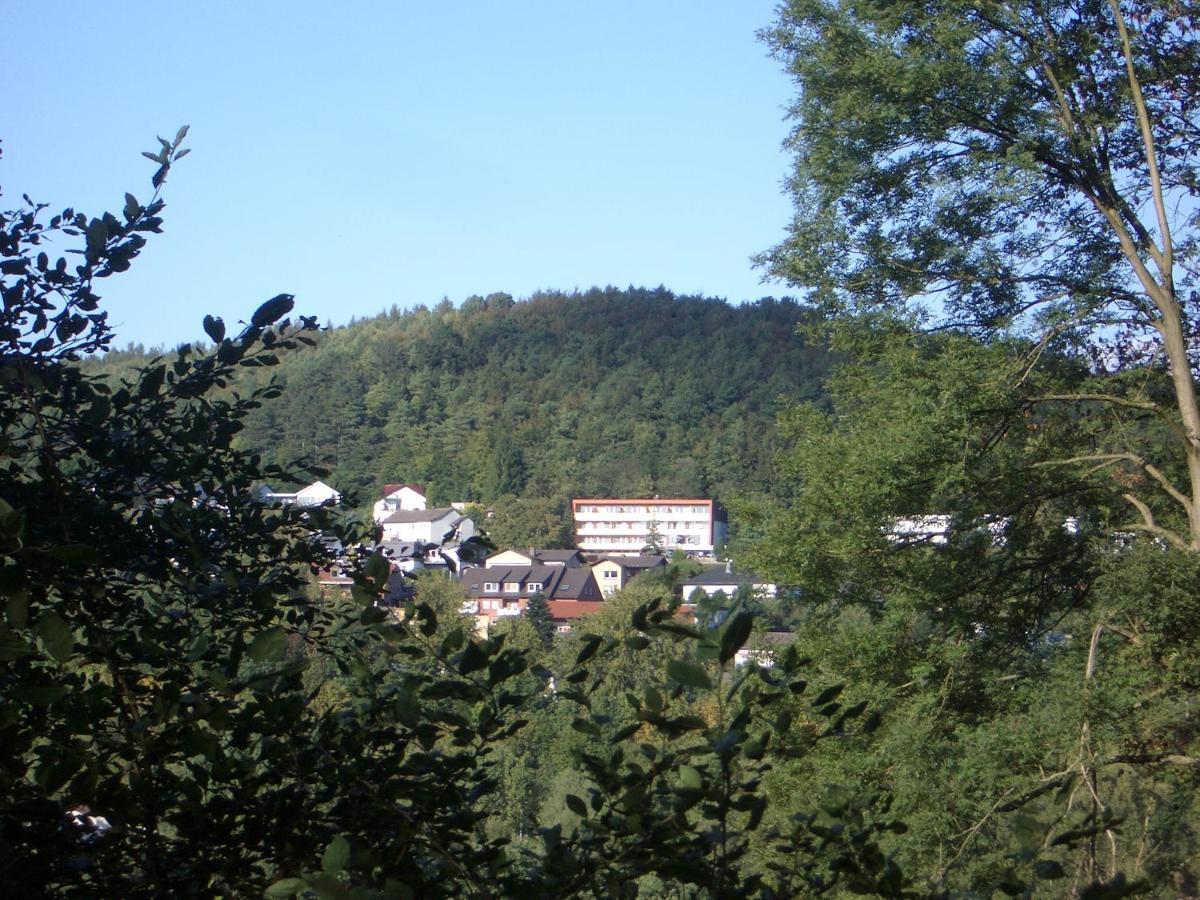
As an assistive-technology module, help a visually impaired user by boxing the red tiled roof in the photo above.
[547,600,606,621]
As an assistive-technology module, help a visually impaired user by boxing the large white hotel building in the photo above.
[571,498,727,557]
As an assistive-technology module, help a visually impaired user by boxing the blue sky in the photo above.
[2,2,796,349]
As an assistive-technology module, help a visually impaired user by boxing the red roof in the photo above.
[547,600,606,621]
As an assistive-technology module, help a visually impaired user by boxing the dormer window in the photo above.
[527,582,543,593]
[503,582,519,592]
[483,582,499,593]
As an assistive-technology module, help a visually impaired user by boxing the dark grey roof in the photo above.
[535,549,585,565]
[486,548,584,567]
[382,507,458,524]
[460,564,599,601]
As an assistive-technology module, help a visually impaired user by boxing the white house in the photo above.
[379,507,475,545]
[572,498,727,556]
[372,483,427,524]
[485,548,585,569]
[679,561,777,602]
[261,480,341,507]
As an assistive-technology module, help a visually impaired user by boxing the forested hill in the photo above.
[237,287,833,511]
[105,287,834,516]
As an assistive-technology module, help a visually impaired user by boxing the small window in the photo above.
[483,582,499,592]
[603,570,618,579]
[527,582,543,593]
[503,582,519,592]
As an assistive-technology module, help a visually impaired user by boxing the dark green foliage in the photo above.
[0,136,921,899]
[743,323,1200,892]
[97,287,834,512]
[524,592,554,647]
[0,140,541,897]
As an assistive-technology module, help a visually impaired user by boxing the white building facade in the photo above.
[572,498,726,556]
[380,507,475,544]
[372,484,427,524]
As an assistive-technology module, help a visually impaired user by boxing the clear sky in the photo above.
[2,1,797,349]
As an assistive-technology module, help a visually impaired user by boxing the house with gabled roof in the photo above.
[260,480,341,507]
[485,548,586,569]
[379,507,474,545]
[591,554,667,597]
[459,563,602,632]
[679,561,777,602]
[373,483,427,523]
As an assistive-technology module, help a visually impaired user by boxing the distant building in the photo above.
[484,548,586,569]
[379,507,474,545]
[459,563,602,632]
[591,554,667,597]
[679,561,777,602]
[373,484,427,523]
[572,498,726,556]
[260,480,341,507]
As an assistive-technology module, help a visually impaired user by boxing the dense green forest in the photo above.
[236,287,834,507]
[102,287,834,513]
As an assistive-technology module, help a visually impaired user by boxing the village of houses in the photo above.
[262,480,783,661]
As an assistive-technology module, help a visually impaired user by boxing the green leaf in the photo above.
[251,293,295,327]
[265,877,307,897]
[1035,860,1066,879]
[364,551,389,584]
[13,684,67,705]
[458,641,489,676]
[667,658,713,690]
[0,627,32,661]
[678,765,702,790]
[811,683,844,707]
[575,634,603,665]
[565,794,588,817]
[203,314,226,343]
[718,611,753,664]
[35,612,74,663]
[322,834,351,874]
[6,589,28,629]
[47,543,100,565]
[247,627,288,663]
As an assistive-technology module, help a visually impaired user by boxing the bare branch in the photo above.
[1107,0,1174,284]
[1120,492,1191,551]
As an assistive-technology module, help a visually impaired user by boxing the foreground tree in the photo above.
[750,1,1200,892]
[760,0,1200,548]
[0,138,540,897]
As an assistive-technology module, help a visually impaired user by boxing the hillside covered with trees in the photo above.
[225,288,833,514]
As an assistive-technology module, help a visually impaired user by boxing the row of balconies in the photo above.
[576,521,708,533]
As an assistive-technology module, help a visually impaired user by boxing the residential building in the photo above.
[485,548,585,569]
[459,563,602,631]
[260,480,341,507]
[572,498,727,556]
[373,484,427,523]
[679,561,777,602]
[591,554,667,597]
[379,507,475,545]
